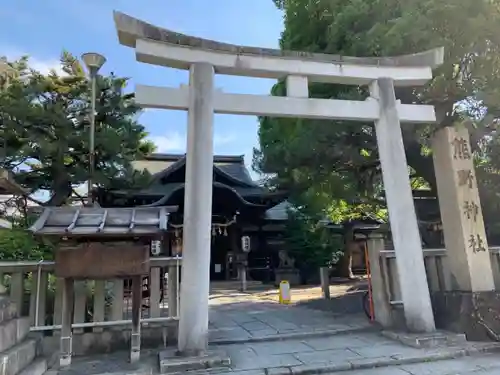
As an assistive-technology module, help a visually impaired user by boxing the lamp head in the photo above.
[81,52,106,74]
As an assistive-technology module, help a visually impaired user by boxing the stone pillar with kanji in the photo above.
[432,125,498,340]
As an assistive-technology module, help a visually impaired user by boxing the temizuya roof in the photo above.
[29,206,177,239]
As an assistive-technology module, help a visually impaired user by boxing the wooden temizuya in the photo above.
[29,206,176,366]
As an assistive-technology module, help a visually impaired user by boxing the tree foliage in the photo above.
[284,203,343,280]
[0,228,54,261]
[255,0,500,229]
[0,51,155,207]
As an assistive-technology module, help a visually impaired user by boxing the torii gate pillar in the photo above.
[177,62,215,355]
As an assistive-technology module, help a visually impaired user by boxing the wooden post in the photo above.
[73,281,86,334]
[130,275,142,363]
[111,279,124,322]
[240,264,247,292]
[149,267,161,318]
[53,278,64,337]
[167,265,178,318]
[93,280,106,332]
[366,233,393,328]
[60,278,74,367]
[320,267,330,299]
[29,270,48,327]
[167,263,179,345]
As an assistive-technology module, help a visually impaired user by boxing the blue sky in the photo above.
[0,0,284,174]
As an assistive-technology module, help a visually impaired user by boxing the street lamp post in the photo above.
[81,52,106,206]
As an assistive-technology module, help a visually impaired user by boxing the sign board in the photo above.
[279,280,291,304]
[55,242,150,279]
[241,235,251,252]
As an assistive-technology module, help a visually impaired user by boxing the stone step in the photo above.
[382,330,468,348]
[0,339,37,375]
[17,358,47,375]
[159,349,230,374]
[0,317,31,353]
[0,297,18,326]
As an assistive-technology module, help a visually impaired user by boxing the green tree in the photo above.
[284,202,343,283]
[0,52,154,207]
[255,0,500,233]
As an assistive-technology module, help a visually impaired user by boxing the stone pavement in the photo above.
[208,299,373,344]
[47,285,500,374]
[213,330,500,374]
[326,355,500,374]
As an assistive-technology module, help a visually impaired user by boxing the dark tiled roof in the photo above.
[265,201,291,221]
[104,154,287,210]
[145,153,258,187]
[141,182,270,208]
[143,153,244,163]
[127,183,268,198]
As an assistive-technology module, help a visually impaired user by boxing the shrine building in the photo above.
[95,153,288,281]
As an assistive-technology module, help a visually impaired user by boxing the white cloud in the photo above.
[29,57,64,75]
[150,132,235,153]
[214,133,236,146]
[3,48,64,75]
[149,132,185,153]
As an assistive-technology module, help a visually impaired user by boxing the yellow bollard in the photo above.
[279,280,291,304]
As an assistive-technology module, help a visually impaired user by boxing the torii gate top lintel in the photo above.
[113,11,444,86]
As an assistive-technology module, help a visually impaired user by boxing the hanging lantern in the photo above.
[241,235,251,252]
[223,227,228,236]
[212,226,216,236]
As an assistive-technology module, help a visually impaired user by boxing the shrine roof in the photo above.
[123,182,285,210]
[144,153,258,188]
[265,201,290,221]
[28,206,177,238]
[114,153,282,205]
[114,182,269,198]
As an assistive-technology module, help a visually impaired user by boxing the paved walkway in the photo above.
[213,331,500,374]
[329,355,500,374]
[208,288,500,374]
[209,300,371,344]
[49,284,500,374]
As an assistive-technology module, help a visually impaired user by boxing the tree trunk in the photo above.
[46,177,72,207]
[339,227,356,279]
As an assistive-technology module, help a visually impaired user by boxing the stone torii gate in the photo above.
[114,11,445,355]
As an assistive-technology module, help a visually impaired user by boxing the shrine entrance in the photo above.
[210,230,231,281]
[112,10,494,355]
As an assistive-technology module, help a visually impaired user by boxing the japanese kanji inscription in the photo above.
[451,136,471,160]
[456,136,486,255]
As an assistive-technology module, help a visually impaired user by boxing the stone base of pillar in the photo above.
[159,348,230,374]
[432,291,500,341]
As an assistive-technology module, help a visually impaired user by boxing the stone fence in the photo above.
[367,234,500,329]
[0,256,181,356]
